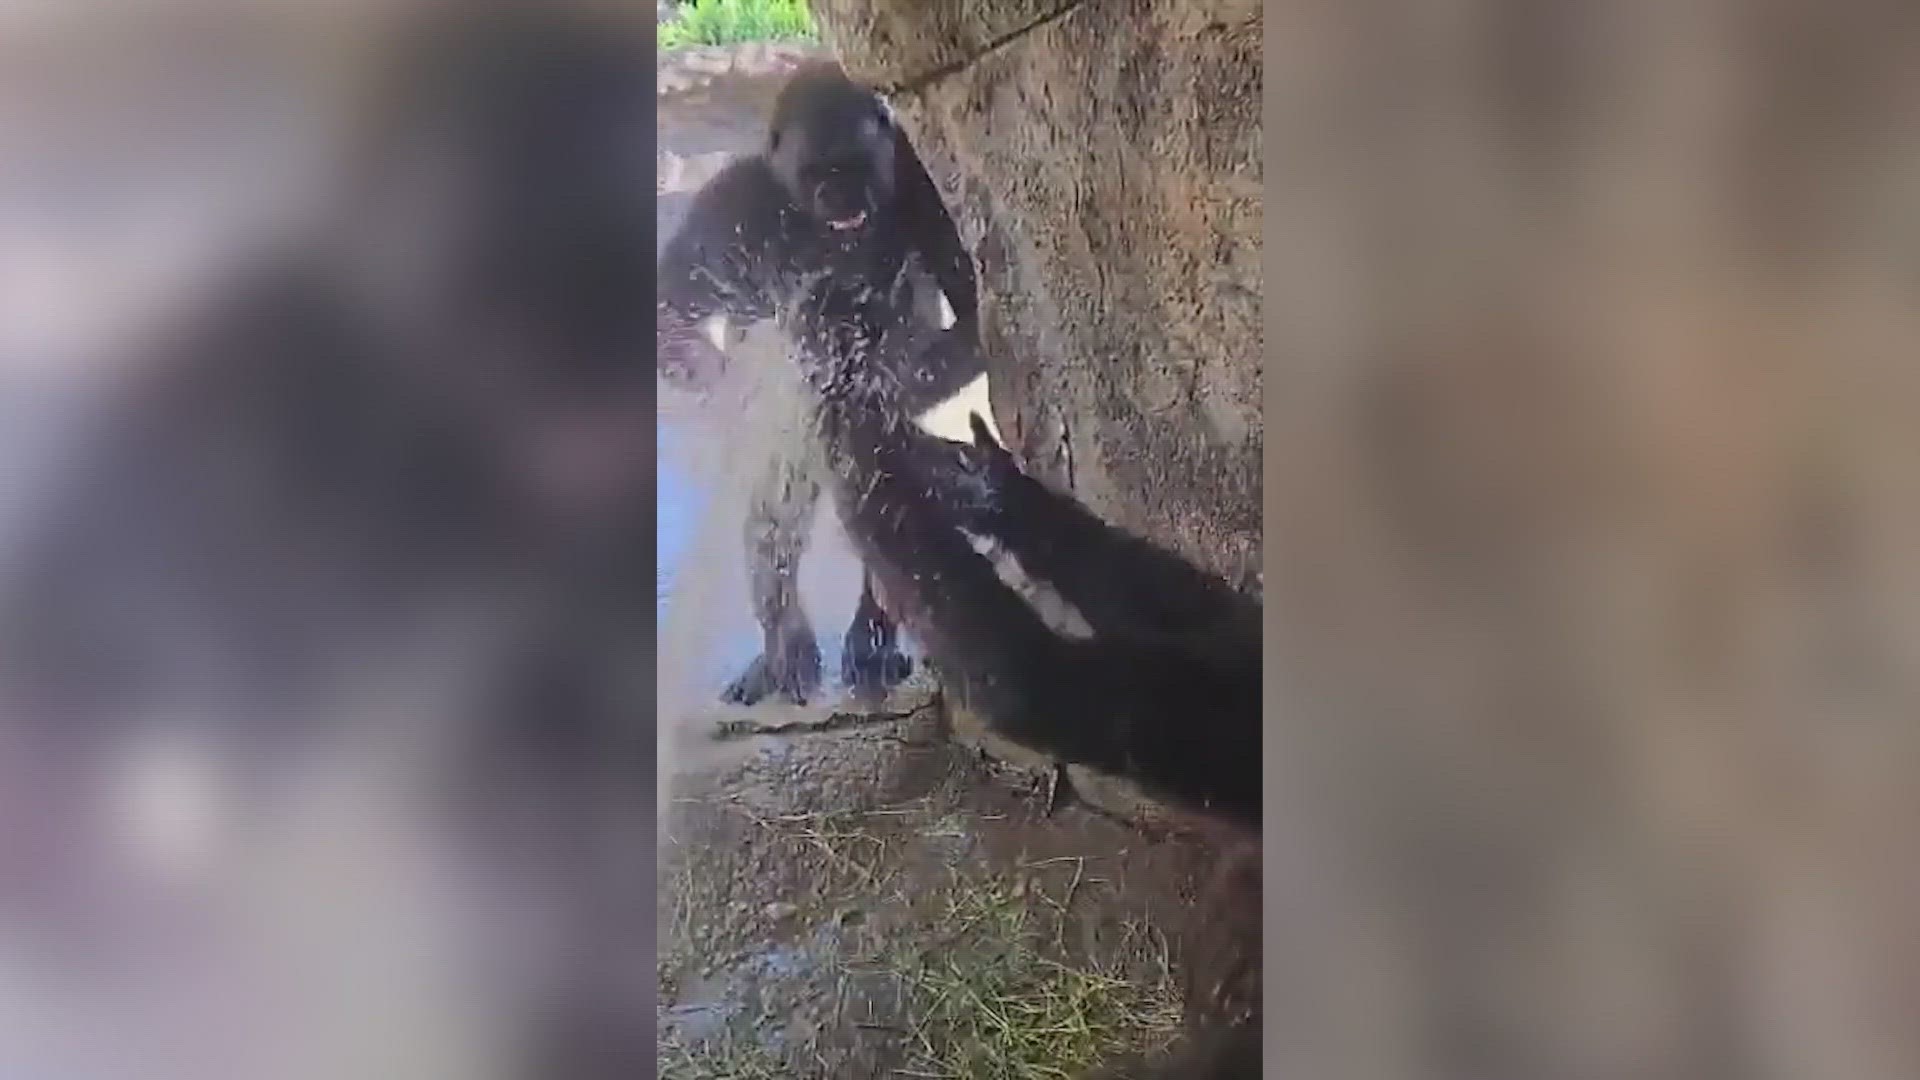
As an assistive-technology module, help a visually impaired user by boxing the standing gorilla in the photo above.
[657,61,983,706]
[0,6,658,1078]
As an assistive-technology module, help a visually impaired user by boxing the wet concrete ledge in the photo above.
[657,39,830,101]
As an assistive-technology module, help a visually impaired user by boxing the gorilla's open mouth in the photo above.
[827,210,868,231]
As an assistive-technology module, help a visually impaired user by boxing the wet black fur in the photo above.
[657,61,982,706]
[788,278,1262,832]
[655,60,978,388]
[785,277,1263,1077]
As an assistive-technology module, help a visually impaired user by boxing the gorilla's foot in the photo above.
[840,630,913,696]
[721,633,822,707]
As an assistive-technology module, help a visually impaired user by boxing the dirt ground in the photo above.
[656,49,1230,1078]
[658,678,1227,1079]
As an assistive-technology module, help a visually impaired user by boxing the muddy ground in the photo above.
[657,681,1224,1079]
[656,47,1231,1079]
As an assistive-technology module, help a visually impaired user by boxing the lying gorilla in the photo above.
[781,277,1263,1077]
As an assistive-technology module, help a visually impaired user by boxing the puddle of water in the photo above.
[660,999,732,1045]
[663,934,828,1046]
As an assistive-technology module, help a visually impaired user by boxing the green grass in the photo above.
[662,867,1182,1080]
[658,0,818,50]
[880,871,1185,1080]
[660,797,1184,1079]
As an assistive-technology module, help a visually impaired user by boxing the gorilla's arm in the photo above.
[804,340,1260,830]
[654,158,793,384]
[827,406,1261,827]
[948,413,1256,638]
[890,131,978,334]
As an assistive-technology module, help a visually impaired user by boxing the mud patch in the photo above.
[658,691,1220,1079]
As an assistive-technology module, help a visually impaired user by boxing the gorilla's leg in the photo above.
[722,450,823,706]
[839,568,912,696]
[952,415,1255,638]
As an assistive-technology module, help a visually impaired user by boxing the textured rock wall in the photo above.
[814,0,1262,593]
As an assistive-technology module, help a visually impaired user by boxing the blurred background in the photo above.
[5,1,1920,1079]
[0,5,657,1079]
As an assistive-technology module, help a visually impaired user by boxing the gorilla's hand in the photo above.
[656,310,732,392]
[946,411,1023,525]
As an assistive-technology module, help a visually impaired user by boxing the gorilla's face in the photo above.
[768,76,899,240]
